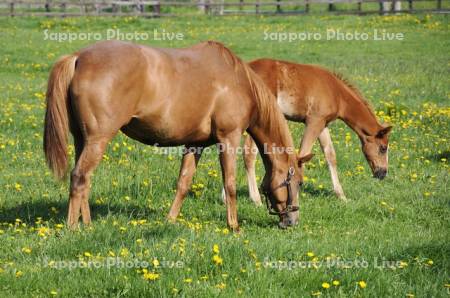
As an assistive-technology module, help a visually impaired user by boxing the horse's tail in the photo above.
[43,54,78,180]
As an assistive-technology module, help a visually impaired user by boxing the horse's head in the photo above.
[360,124,392,180]
[261,153,314,229]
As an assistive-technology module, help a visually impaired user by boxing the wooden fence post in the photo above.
[357,0,362,12]
[61,2,66,17]
[408,0,413,10]
[305,0,309,13]
[255,0,260,14]
[154,1,161,16]
[379,0,386,15]
[437,0,442,10]
[276,0,281,13]
[45,0,50,13]
[328,0,335,11]
[10,2,14,16]
[204,0,210,14]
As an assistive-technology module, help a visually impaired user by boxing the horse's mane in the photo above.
[333,72,375,114]
[206,41,294,149]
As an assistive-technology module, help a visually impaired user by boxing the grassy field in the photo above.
[0,14,449,297]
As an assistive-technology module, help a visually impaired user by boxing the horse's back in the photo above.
[250,58,342,122]
[69,40,254,146]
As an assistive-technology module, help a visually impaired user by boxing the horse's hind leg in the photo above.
[318,128,348,202]
[167,146,203,221]
[68,137,109,229]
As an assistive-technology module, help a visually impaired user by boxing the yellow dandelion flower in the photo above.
[332,280,340,286]
[120,248,129,257]
[216,282,226,289]
[21,247,32,254]
[213,244,220,254]
[322,282,330,289]
[143,272,160,281]
[358,280,367,288]
[50,290,58,296]
[184,278,193,283]
[152,259,160,268]
[213,255,223,266]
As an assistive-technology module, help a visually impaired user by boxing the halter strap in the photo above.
[263,166,299,216]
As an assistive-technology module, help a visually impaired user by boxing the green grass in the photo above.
[0,14,449,297]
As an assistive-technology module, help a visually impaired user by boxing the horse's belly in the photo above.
[120,116,212,147]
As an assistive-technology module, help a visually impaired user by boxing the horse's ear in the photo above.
[298,153,314,166]
[376,125,393,138]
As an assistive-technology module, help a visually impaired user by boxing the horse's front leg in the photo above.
[167,146,203,222]
[221,134,262,206]
[243,134,263,206]
[318,128,348,201]
[218,131,241,232]
[298,119,326,180]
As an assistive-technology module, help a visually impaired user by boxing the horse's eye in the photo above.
[379,145,387,154]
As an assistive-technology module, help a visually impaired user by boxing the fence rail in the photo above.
[0,0,447,16]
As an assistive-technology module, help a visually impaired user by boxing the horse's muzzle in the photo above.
[278,215,298,229]
[373,168,387,180]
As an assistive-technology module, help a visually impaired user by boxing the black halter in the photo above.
[263,167,299,216]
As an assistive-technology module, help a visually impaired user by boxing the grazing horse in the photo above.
[238,58,392,204]
[43,41,312,231]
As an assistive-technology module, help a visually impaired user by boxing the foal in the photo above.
[44,41,311,230]
[241,58,392,204]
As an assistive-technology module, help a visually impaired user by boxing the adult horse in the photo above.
[43,41,312,231]
[239,58,392,204]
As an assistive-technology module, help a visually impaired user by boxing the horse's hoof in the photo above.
[339,195,349,202]
[253,200,263,207]
[229,225,240,234]
[67,223,79,231]
[166,216,177,224]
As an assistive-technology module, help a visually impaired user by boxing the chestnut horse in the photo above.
[44,41,312,231]
[238,58,392,204]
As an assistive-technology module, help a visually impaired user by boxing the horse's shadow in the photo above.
[426,150,450,163]
[302,184,335,198]
[0,184,332,228]
[0,199,159,225]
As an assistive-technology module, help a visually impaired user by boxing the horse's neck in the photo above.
[340,92,381,138]
[248,122,292,174]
